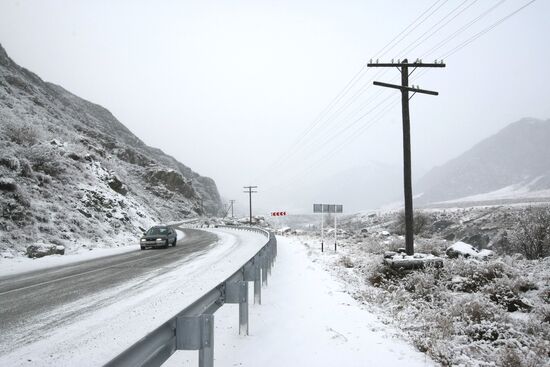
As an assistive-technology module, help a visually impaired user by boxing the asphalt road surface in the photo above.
[0,228,218,354]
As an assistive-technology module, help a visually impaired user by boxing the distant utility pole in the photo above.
[243,186,257,225]
[229,200,235,218]
[223,200,235,218]
[368,58,445,255]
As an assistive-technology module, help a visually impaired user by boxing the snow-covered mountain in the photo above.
[0,43,222,255]
[415,118,550,204]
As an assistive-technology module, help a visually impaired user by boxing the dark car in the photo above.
[140,226,177,250]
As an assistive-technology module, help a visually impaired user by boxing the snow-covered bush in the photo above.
[327,206,550,366]
[393,210,431,235]
[19,158,33,177]
[2,122,41,146]
[24,143,65,177]
[510,206,550,259]
[0,156,20,170]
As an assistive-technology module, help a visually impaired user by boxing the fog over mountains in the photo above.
[267,118,550,214]
[416,118,550,205]
[0,43,222,254]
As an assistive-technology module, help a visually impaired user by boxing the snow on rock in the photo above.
[446,241,494,259]
[25,243,65,258]
[383,251,443,269]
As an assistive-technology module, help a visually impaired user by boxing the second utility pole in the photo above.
[229,199,235,218]
[243,186,257,225]
[368,58,445,255]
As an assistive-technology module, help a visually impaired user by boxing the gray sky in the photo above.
[1,0,549,215]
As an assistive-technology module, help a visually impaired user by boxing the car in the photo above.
[140,226,177,250]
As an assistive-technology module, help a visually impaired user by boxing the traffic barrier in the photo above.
[105,226,277,367]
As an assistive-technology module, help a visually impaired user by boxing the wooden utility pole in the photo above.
[243,186,257,225]
[223,200,236,218]
[229,200,235,218]
[368,58,445,255]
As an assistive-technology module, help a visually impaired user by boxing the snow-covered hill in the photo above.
[416,118,550,205]
[0,43,222,256]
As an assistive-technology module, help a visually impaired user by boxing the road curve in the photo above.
[0,228,218,354]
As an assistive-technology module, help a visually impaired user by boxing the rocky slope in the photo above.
[416,118,550,204]
[0,43,222,255]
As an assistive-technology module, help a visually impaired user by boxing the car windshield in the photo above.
[146,227,169,236]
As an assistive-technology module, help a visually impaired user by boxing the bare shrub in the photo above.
[338,255,354,268]
[394,210,431,235]
[366,262,405,287]
[0,156,20,170]
[415,238,447,256]
[19,159,33,177]
[3,123,40,146]
[510,206,550,259]
[25,144,65,177]
[446,258,509,293]
[452,296,500,323]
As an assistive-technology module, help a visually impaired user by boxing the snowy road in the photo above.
[0,227,267,366]
[0,229,216,354]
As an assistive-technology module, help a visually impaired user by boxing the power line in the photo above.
[380,0,448,59]
[399,0,478,57]
[421,0,508,57]
[440,0,537,59]
[255,0,449,180]
[375,0,447,59]
[261,0,536,193]
[262,95,400,193]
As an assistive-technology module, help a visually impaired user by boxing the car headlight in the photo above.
[141,238,146,242]
[156,238,164,241]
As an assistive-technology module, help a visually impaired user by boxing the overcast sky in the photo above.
[1,0,549,215]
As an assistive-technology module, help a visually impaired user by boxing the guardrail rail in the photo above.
[105,225,277,367]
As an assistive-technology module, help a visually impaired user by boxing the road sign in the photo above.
[313,204,344,214]
[271,211,287,216]
[313,203,344,253]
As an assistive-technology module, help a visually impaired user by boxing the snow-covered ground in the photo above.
[0,228,266,366]
[437,179,550,204]
[165,235,433,367]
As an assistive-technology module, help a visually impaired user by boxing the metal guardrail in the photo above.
[105,226,277,367]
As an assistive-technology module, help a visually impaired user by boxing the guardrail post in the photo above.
[239,285,249,335]
[261,251,268,287]
[224,280,248,336]
[254,260,262,305]
[176,314,215,367]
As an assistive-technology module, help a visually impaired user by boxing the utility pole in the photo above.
[368,58,445,255]
[243,186,257,225]
[229,200,235,218]
[223,200,235,218]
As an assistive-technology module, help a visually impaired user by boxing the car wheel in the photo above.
[165,240,169,249]
[140,246,145,250]
[173,238,177,247]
